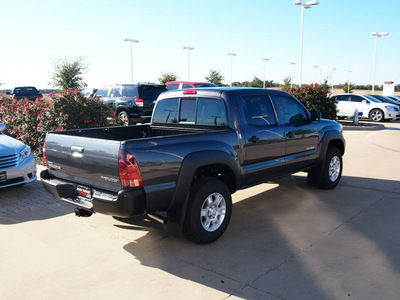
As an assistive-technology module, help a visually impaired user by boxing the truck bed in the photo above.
[53,124,207,141]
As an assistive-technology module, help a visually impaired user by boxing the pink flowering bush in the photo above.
[283,84,337,120]
[0,91,122,157]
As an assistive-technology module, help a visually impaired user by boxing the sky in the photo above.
[0,0,399,90]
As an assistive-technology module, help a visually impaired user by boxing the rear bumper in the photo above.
[40,170,146,218]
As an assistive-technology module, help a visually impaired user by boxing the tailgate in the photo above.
[45,133,122,193]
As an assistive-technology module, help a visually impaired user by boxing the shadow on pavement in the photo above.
[119,175,400,299]
[0,179,70,224]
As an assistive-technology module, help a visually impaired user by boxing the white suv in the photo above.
[332,93,400,122]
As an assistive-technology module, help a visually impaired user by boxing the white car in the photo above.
[332,93,400,122]
[0,124,37,188]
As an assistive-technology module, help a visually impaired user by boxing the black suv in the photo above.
[95,84,167,125]
[11,86,42,100]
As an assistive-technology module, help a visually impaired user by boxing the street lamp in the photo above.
[332,68,336,94]
[123,38,139,83]
[290,62,296,88]
[262,58,269,88]
[182,46,194,81]
[313,65,318,84]
[371,32,389,94]
[294,0,319,86]
[227,53,237,87]
[348,70,352,93]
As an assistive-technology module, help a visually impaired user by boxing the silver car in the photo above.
[0,124,37,188]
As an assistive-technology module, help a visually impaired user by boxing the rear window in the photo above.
[138,86,167,100]
[167,84,180,90]
[152,97,227,127]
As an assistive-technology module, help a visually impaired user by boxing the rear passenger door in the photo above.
[272,94,320,172]
[239,94,286,185]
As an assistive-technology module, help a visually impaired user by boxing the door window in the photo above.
[241,95,276,126]
[273,95,308,125]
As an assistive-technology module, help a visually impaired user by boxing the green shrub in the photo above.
[0,91,122,157]
[283,84,337,120]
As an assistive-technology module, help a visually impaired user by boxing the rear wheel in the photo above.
[118,111,130,126]
[369,109,384,122]
[183,177,232,244]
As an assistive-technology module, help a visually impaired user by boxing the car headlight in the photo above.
[20,145,32,163]
[385,106,395,111]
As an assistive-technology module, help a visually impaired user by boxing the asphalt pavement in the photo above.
[1,120,400,300]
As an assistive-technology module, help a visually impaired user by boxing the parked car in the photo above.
[80,88,98,98]
[110,84,167,125]
[332,93,400,122]
[369,94,400,109]
[41,87,345,244]
[166,81,217,90]
[9,86,42,100]
[0,124,37,188]
[386,95,400,104]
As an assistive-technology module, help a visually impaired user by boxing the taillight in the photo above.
[119,150,143,188]
[134,98,144,107]
[43,141,49,168]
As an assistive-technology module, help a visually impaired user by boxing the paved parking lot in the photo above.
[1,121,400,300]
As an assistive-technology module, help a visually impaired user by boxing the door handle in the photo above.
[286,131,294,139]
[248,136,260,144]
[71,145,84,153]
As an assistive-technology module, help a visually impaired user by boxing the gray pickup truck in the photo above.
[41,87,345,243]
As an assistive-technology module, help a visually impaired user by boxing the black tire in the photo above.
[321,146,343,189]
[118,111,130,126]
[183,177,232,244]
[307,146,343,189]
[369,109,384,122]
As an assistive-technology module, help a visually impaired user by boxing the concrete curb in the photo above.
[339,121,385,131]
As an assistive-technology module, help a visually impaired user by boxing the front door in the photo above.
[239,94,286,185]
[272,94,320,172]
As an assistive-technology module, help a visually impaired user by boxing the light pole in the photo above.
[183,46,194,81]
[313,65,318,84]
[348,70,352,93]
[290,62,296,88]
[227,53,237,87]
[332,68,336,94]
[371,32,389,94]
[294,0,319,86]
[262,58,269,88]
[123,38,139,83]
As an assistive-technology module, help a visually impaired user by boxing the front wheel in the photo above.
[307,146,343,189]
[321,146,343,189]
[369,109,384,122]
[183,177,232,244]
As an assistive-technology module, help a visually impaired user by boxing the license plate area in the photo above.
[0,171,6,183]
[76,185,92,201]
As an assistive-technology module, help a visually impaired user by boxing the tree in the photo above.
[158,72,177,84]
[205,69,224,86]
[249,76,263,88]
[342,81,355,93]
[51,57,88,90]
[282,76,293,90]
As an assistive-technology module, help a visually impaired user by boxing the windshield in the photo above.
[195,83,218,88]
[363,95,382,103]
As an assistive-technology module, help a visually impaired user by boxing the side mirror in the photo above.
[310,110,321,121]
[0,124,6,132]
